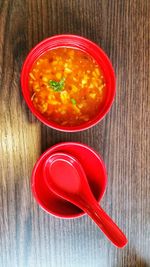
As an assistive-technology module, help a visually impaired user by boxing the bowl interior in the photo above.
[31,142,107,218]
[21,35,115,132]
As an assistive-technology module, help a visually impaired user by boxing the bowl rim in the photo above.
[31,142,108,219]
[21,34,116,132]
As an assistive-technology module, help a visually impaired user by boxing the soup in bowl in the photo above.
[21,35,115,131]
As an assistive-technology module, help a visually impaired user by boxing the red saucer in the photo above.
[31,142,107,218]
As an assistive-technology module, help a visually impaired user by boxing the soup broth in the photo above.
[29,47,106,126]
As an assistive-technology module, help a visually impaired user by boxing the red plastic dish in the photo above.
[21,34,116,132]
[31,142,107,218]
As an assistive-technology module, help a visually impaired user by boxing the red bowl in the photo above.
[21,34,116,132]
[31,142,107,218]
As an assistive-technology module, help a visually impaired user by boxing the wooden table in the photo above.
[0,1,149,266]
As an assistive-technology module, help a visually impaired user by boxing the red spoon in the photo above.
[44,152,128,248]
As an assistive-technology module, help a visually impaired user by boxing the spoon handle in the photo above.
[85,201,127,248]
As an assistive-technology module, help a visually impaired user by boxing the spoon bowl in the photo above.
[31,142,107,218]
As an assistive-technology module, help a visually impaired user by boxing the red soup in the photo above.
[29,47,106,126]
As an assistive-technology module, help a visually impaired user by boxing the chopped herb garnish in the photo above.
[49,78,65,92]
[71,98,77,105]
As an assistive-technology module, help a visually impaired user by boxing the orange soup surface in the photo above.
[29,47,106,126]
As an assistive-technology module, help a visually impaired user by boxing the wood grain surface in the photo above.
[0,0,150,266]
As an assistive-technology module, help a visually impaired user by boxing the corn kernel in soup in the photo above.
[29,47,106,126]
